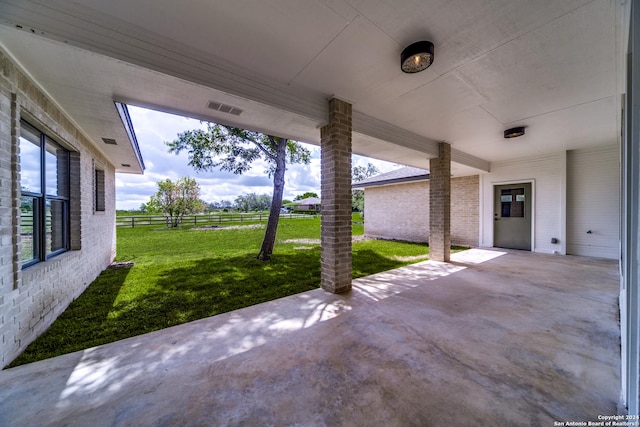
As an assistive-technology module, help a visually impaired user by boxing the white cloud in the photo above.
[116,106,399,209]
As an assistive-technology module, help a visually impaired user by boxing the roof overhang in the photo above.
[0,0,621,177]
[353,174,430,189]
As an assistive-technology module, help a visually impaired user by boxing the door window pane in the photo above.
[501,188,525,218]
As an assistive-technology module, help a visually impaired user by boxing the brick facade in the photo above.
[449,175,479,247]
[364,181,430,243]
[0,49,116,367]
[320,98,352,294]
[363,175,479,248]
[429,143,452,261]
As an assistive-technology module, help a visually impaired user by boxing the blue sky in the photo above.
[115,106,399,210]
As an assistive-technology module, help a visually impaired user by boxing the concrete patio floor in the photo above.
[0,249,622,426]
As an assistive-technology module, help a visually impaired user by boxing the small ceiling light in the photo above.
[401,41,434,73]
[504,126,526,139]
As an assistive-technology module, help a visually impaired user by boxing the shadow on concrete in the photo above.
[0,249,622,426]
[8,248,415,369]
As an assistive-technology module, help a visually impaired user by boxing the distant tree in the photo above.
[352,163,379,212]
[352,163,379,182]
[220,200,234,210]
[168,123,311,260]
[140,200,161,214]
[206,200,235,211]
[294,192,319,201]
[149,177,203,227]
[235,193,271,212]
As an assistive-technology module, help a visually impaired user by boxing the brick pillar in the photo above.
[320,98,352,293]
[429,142,451,262]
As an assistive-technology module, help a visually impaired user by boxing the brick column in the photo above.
[320,98,352,293]
[429,142,451,262]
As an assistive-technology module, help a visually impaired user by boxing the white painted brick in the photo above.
[0,49,117,367]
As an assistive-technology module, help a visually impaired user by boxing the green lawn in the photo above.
[8,216,460,367]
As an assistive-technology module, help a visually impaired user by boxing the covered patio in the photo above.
[0,249,620,426]
[0,0,636,415]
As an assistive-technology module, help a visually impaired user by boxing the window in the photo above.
[95,168,105,212]
[500,188,525,218]
[19,121,70,267]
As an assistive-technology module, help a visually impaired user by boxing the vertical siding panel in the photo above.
[567,145,619,259]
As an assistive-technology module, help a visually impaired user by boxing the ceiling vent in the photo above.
[207,100,243,116]
[102,138,117,145]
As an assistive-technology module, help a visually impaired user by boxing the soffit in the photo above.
[0,0,617,174]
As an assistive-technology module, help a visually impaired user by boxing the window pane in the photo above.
[19,128,42,194]
[45,139,69,198]
[20,196,37,263]
[501,188,525,218]
[46,199,67,256]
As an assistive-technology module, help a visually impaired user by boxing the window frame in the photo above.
[19,120,71,268]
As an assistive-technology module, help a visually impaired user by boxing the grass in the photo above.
[8,215,464,367]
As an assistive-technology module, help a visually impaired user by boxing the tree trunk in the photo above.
[257,138,287,261]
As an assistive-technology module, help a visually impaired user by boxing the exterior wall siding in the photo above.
[480,153,566,254]
[567,145,619,259]
[0,49,116,367]
[480,147,619,258]
[363,175,479,247]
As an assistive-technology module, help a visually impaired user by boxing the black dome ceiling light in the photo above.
[401,41,434,73]
[504,126,526,139]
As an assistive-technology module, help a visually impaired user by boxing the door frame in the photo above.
[491,179,535,251]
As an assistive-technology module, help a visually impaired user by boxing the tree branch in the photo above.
[245,132,277,161]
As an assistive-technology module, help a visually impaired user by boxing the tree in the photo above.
[352,163,379,212]
[235,193,272,212]
[206,200,234,211]
[168,123,311,260]
[352,163,379,183]
[294,192,318,201]
[140,200,160,214]
[149,177,203,227]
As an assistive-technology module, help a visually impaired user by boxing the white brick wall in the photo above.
[363,175,479,247]
[0,49,117,367]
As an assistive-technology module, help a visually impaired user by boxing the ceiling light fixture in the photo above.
[504,127,526,139]
[401,41,434,73]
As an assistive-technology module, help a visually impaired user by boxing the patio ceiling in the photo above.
[0,0,618,175]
